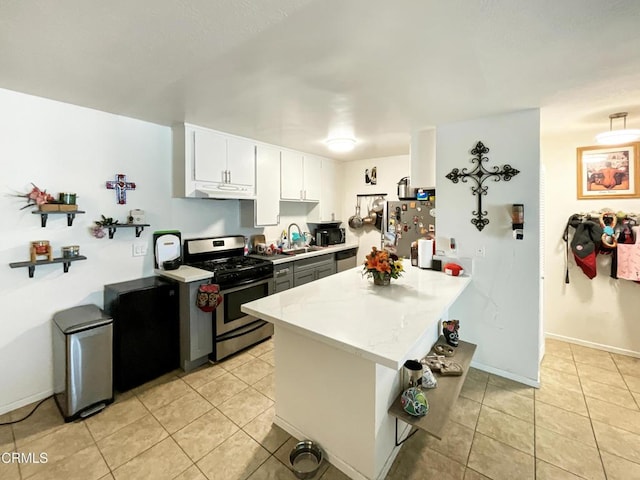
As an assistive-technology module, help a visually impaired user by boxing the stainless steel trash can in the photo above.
[53,304,114,422]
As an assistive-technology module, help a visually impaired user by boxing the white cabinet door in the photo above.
[255,144,280,226]
[281,150,304,200]
[193,128,227,183]
[318,157,340,221]
[302,155,322,201]
[227,136,255,186]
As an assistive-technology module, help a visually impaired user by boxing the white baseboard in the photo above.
[470,361,540,388]
[545,333,640,359]
[0,389,53,417]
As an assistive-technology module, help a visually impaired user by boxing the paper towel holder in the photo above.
[511,204,524,240]
[417,238,434,269]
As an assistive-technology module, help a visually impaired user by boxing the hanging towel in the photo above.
[617,226,640,282]
[196,283,223,312]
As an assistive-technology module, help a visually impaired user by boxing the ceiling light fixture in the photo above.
[595,112,640,145]
[326,137,356,153]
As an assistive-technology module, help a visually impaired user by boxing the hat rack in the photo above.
[563,208,639,284]
[573,209,639,222]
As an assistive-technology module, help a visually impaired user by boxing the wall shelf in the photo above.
[32,210,85,227]
[106,224,150,239]
[388,337,476,444]
[10,256,88,278]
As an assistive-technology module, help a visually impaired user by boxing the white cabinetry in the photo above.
[173,124,256,199]
[254,144,281,226]
[280,151,321,202]
[318,157,341,222]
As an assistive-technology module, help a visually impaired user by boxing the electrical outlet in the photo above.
[132,243,148,257]
[475,246,485,258]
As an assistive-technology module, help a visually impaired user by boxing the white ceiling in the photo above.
[2,0,640,160]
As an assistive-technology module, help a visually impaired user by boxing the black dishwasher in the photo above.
[104,276,179,392]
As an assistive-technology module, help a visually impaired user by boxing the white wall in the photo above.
[436,110,542,385]
[340,155,410,255]
[0,88,266,414]
[542,132,640,356]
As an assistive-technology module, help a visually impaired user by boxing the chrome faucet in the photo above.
[288,223,303,247]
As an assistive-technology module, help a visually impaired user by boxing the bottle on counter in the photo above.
[410,241,418,267]
[280,230,289,249]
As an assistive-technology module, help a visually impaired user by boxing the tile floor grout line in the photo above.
[533,391,590,419]
[462,373,490,474]
[535,345,608,480]
[575,351,609,480]
[167,433,201,480]
[82,411,115,479]
[533,386,537,480]
[145,385,216,437]
[612,356,640,412]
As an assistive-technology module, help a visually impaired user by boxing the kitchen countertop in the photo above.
[242,265,471,370]
[249,242,359,265]
[154,265,213,283]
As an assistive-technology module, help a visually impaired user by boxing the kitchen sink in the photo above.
[282,246,325,256]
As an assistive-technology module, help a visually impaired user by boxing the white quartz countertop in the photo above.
[241,266,471,369]
[154,265,214,283]
[249,243,358,265]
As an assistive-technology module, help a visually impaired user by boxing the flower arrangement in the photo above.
[15,183,55,210]
[363,246,403,285]
[91,215,119,238]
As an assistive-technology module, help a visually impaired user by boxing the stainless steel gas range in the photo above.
[183,235,274,362]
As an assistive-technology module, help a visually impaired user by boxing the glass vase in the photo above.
[373,272,391,286]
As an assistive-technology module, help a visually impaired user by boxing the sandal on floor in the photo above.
[433,343,455,357]
[421,356,463,376]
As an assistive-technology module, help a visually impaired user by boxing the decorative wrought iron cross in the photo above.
[106,174,136,205]
[445,141,520,231]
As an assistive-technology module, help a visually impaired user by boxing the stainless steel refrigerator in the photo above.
[384,191,436,258]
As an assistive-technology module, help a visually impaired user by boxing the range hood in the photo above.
[195,183,255,200]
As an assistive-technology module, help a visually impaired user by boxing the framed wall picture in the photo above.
[576,142,640,199]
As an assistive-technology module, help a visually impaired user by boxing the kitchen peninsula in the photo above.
[241,265,471,480]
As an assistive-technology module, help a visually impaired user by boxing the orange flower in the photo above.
[363,246,404,280]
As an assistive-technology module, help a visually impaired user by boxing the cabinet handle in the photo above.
[300,190,303,200]
[228,170,231,183]
[276,268,291,277]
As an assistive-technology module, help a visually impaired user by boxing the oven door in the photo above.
[215,278,273,336]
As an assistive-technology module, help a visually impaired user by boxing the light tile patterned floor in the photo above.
[1,338,639,479]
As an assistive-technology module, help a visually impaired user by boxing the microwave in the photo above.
[315,228,346,246]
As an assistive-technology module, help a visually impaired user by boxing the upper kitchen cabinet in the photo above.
[280,150,321,202]
[253,144,281,226]
[172,123,256,199]
[317,156,341,222]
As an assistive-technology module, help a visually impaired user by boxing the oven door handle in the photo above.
[220,277,271,294]
[216,320,269,342]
